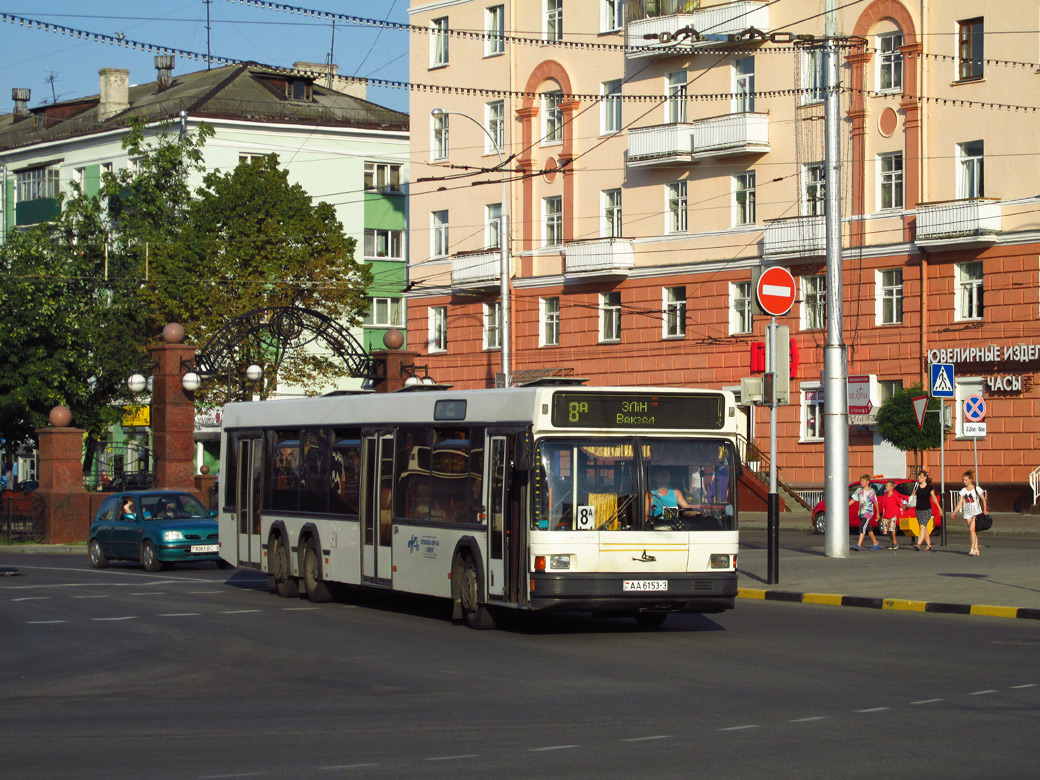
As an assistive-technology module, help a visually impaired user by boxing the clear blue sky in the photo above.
[0,1,410,115]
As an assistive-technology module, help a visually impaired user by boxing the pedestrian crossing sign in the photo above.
[930,363,955,398]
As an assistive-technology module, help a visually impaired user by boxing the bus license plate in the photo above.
[190,544,219,553]
[623,580,667,592]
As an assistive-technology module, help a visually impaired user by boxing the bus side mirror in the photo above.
[514,433,532,472]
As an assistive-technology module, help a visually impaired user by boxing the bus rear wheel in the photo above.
[270,536,299,598]
[303,539,333,604]
[455,553,496,630]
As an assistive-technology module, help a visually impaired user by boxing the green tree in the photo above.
[875,385,947,468]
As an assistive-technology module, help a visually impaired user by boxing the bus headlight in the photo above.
[163,530,184,542]
[549,554,572,570]
[709,554,731,569]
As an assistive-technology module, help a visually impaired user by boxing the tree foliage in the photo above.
[875,385,947,465]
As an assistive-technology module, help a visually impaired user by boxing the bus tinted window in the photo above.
[330,429,361,516]
[271,430,300,512]
[395,427,431,522]
[300,429,329,514]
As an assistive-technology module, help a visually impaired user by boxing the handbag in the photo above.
[907,486,917,508]
[975,513,993,532]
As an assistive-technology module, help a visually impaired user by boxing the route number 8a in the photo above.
[575,505,595,530]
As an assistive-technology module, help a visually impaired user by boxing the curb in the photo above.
[0,545,83,554]
[738,587,1040,621]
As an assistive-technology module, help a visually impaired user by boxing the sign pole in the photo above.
[767,317,779,584]
[940,399,946,547]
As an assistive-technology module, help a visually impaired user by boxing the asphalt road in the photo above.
[2,554,1038,780]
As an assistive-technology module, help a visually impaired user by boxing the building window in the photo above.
[431,210,449,258]
[485,203,502,250]
[958,140,984,199]
[545,0,563,42]
[957,261,984,321]
[364,229,404,260]
[431,17,449,67]
[600,291,621,342]
[364,297,402,327]
[802,48,825,104]
[543,90,563,143]
[485,5,505,56]
[364,162,402,193]
[803,274,826,330]
[733,57,755,113]
[543,196,563,246]
[731,281,752,335]
[878,268,903,325]
[667,70,687,124]
[735,172,756,225]
[666,182,687,234]
[15,167,59,202]
[540,296,560,347]
[602,189,622,238]
[877,33,904,92]
[958,18,983,80]
[802,385,825,441]
[484,301,502,350]
[602,0,624,32]
[429,306,448,353]
[803,163,825,217]
[433,112,449,160]
[663,286,686,339]
[601,79,622,135]
[879,152,903,210]
[485,100,504,154]
[879,379,903,405]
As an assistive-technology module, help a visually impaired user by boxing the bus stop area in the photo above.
[738,510,1040,618]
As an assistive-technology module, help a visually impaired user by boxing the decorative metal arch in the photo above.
[192,306,376,386]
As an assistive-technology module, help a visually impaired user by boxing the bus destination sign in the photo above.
[551,392,724,430]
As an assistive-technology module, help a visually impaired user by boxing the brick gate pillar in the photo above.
[149,323,198,491]
[35,406,91,543]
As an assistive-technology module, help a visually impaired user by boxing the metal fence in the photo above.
[83,441,156,492]
[2,491,45,543]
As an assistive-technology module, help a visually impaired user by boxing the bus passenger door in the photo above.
[237,437,263,568]
[487,437,507,598]
[361,432,393,586]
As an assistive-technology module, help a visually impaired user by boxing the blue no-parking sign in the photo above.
[964,394,986,422]
[930,363,955,398]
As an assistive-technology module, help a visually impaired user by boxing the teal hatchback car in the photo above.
[88,491,230,572]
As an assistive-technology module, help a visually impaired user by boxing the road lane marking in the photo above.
[1011,684,1037,689]
[622,736,670,742]
[188,591,225,595]
[968,690,997,696]
[856,707,890,713]
[789,716,826,723]
[198,773,267,779]
[11,597,50,601]
[316,765,377,771]
[92,616,137,622]
[282,607,320,611]
[158,613,201,617]
[911,699,943,705]
[73,595,110,599]
[528,745,579,752]
[25,620,68,624]
[718,725,759,732]
[221,609,262,614]
[425,755,479,761]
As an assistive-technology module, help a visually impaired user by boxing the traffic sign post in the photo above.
[964,394,987,487]
[930,363,954,547]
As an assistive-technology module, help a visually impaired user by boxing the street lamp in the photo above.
[431,107,511,386]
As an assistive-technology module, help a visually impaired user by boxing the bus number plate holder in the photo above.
[623,580,667,592]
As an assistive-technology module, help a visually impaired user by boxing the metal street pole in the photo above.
[822,28,849,558]
[940,400,946,546]
[430,108,510,386]
[767,317,780,584]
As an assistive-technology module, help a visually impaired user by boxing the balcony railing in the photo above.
[451,250,500,287]
[916,198,1001,246]
[628,112,769,167]
[763,215,826,259]
[565,239,635,277]
[626,1,771,58]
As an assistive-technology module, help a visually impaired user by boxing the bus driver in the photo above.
[645,468,691,520]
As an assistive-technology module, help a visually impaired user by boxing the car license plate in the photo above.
[623,580,667,592]
[190,544,219,553]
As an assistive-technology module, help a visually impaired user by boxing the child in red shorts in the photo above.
[877,479,904,550]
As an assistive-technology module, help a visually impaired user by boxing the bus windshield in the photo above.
[534,437,735,532]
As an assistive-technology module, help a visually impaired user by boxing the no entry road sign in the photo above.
[756,266,796,317]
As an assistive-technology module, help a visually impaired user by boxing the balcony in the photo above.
[451,250,500,288]
[626,1,770,59]
[916,198,1001,248]
[564,239,635,278]
[627,112,769,167]
[15,197,60,226]
[763,215,826,259]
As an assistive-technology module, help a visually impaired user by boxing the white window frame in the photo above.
[956,261,984,321]
[543,90,563,144]
[485,203,502,250]
[432,113,449,160]
[428,306,448,353]
[663,286,686,340]
[957,140,984,199]
[484,100,504,155]
[878,152,903,211]
[801,383,825,442]
[876,32,904,92]
[431,210,449,258]
[543,196,563,246]
[15,167,60,202]
[364,161,402,193]
[602,189,622,238]
[545,0,563,43]
[599,291,622,343]
[734,172,756,226]
[484,301,502,350]
[666,181,687,234]
[430,17,449,68]
[802,274,827,331]
[801,49,825,104]
[485,5,505,57]
[364,297,402,327]
[540,296,560,347]
[731,281,752,335]
[803,163,825,216]
[601,79,622,135]
[364,228,404,260]
[602,0,624,32]
[733,57,755,113]
[877,268,903,325]
[666,70,687,124]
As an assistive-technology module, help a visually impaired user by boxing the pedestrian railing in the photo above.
[2,491,45,543]
[1030,466,1040,506]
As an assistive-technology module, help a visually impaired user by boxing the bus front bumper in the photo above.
[528,571,737,614]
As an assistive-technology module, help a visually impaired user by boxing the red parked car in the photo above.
[811,479,943,535]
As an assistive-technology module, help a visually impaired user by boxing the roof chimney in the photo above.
[154,55,175,91]
[12,88,30,118]
[98,68,130,121]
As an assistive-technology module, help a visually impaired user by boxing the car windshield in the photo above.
[534,437,736,532]
[140,494,210,521]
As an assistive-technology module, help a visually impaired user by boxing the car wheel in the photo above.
[88,539,109,569]
[140,541,163,573]
[812,512,826,534]
[454,553,496,630]
[302,540,333,604]
[269,536,299,598]
[634,611,668,628]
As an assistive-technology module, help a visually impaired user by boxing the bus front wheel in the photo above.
[302,539,333,603]
[270,536,299,598]
[455,553,496,630]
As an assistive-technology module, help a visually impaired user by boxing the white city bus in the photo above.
[218,385,740,628]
